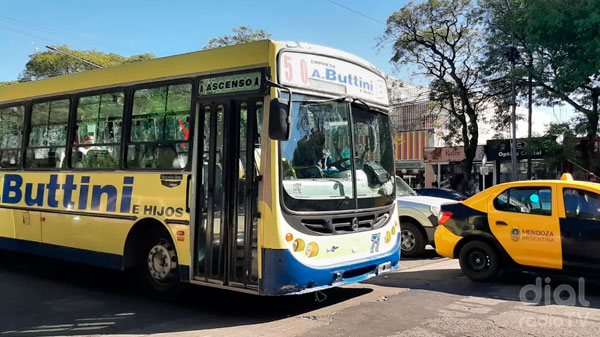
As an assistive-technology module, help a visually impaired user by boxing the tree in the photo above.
[527,122,580,174]
[525,0,600,173]
[482,0,547,179]
[0,80,20,87]
[382,0,502,192]
[20,46,155,81]
[204,26,272,49]
[483,0,600,174]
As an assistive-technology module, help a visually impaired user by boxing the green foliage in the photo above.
[204,26,272,49]
[526,122,580,172]
[20,46,155,81]
[482,0,600,173]
[522,0,600,94]
[482,0,600,132]
[0,80,21,87]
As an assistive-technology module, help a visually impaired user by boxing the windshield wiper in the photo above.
[291,96,350,104]
[290,96,374,110]
[350,97,372,110]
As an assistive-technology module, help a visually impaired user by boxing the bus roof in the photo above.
[0,40,274,104]
[0,40,387,106]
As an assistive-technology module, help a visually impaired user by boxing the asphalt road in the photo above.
[1,248,599,337]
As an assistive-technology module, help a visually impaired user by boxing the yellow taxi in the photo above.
[434,173,600,281]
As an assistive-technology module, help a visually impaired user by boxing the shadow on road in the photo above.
[367,264,600,309]
[0,250,371,336]
[400,248,442,261]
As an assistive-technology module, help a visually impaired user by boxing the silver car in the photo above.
[395,177,457,257]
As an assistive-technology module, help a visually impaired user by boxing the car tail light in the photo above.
[438,211,453,226]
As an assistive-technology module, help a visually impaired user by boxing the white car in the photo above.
[395,177,457,257]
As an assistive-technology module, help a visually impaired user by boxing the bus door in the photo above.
[193,98,262,289]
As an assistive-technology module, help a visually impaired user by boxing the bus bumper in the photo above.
[259,234,400,296]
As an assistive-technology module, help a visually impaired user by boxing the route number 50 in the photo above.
[283,55,309,85]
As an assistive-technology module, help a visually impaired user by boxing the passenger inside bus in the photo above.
[292,129,335,178]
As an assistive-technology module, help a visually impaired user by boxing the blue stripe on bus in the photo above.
[0,237,192,282]
[260,234,401,296]
[0,237,123,270]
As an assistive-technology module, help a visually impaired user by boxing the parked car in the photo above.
[395,176,458,257]
[435,173,600,281]
[415,188,467,201]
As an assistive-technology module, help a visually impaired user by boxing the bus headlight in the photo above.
[293,238,305,252]
[305,242,319,257]
[391,226,396,235]
[385,231,391,243]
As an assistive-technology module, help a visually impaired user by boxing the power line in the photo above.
[0,22,62,46]
[0,15,131,52]
[46,46,102,69]
[326,0,386,25]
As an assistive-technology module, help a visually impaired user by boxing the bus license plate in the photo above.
[377,261,391,274]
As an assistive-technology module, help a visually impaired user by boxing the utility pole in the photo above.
[504,0,519,182]
[45,46,102,69]
[527,57,533,179]
[508,46,519,182]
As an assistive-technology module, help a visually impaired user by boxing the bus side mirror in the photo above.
[269,98,292,141]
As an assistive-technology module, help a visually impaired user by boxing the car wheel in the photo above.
[137,227,182,296]
[400,222,425,258]
[458,240,501,281]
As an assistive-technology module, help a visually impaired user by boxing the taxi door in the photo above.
[487,183,562,269]
[559,185,600,271]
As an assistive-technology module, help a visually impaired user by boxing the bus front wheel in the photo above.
[136,227,181,295]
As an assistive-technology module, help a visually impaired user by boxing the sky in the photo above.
[0,0,574,131]
[0,0,410,82]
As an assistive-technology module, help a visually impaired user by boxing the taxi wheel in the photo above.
[458,241,500,281]
[400,222,425,258]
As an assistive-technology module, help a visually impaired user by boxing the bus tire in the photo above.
[136,227,182,296]
[400,222,425,258]
[458,240,501,282]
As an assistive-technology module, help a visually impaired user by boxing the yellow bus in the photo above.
[0,40,399,295]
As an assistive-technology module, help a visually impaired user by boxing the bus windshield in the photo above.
[280,95,395,212]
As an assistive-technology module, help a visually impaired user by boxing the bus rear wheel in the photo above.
[136,227,181,295]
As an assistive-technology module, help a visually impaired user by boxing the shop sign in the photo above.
[486,139,544,161]
[424,145,485,163]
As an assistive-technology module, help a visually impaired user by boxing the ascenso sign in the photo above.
[278,51,388,106]
[199,72,262,96]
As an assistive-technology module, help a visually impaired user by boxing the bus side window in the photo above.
[26,99,69,169]
[72,92,124,169]
[127,83,192,169]
[0,105,24,168]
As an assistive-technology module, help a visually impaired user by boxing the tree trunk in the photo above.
[462,111,479,195]
[587,90,600,176]
[527,69,533,179]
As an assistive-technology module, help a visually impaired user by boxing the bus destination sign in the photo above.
[278,51,388,106]
[199,71,262,96]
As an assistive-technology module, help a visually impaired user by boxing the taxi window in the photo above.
[493,187,552,216]
[563,188,600,221]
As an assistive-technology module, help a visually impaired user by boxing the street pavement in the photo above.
[0,249,599,336]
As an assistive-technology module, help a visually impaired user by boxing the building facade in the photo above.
[389,80,439,188]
